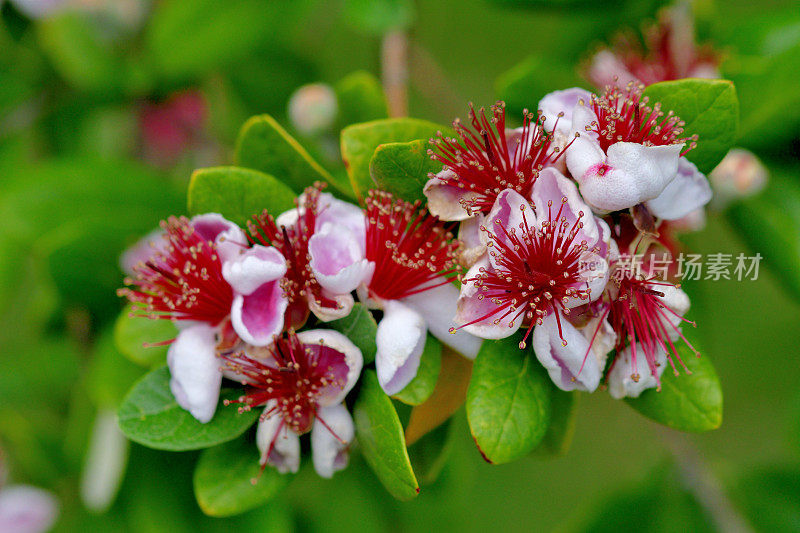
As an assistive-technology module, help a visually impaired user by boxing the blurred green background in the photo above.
[1,0,799,531]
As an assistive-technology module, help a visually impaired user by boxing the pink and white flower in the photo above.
[554,84,695,214]
[0,484,59,533]
[222,330,362,478]
[453,168,613,391]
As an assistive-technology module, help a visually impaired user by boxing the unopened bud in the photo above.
[709,148,768,207]
[288,83,338,135]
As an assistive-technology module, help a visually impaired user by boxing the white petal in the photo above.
[297,329,363,403]
[646,158,712,220]
[275,207,299,228]
[538,87,593,135]
[308,292,355,322]
[577,142,682,212]
[423,170,478,221]
[0,485,59,533]
[531,167,599,246]
[483,188,530,270]
[309,223,373,294]
[222,245,286,296]
[256,404,300,474]
[565,136,605,188]
[80,409,129,513]
[657,284,690,341]
[402,281,482,359]
[456,257,521,339]
[167,325,222,423]
[457,213,487,268]
[607,344,667,399]
[315,193,367,251]
[190,213,247,263]
[532,312,602,392]
[375,300,426,395]
[311,404,354,478]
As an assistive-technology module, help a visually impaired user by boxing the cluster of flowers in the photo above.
[120,79,712,477]
[119,185,480,477]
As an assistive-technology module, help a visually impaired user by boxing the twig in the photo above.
[381,30,408,117]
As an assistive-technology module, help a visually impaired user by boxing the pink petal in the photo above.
[297,329,363,405]
[222,245,286,296]
[455,257,521,340]
[423,169,479,221]
[230,280,288,346]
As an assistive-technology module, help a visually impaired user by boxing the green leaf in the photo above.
[86,329,146,409]
[369,139,441,204]
[326,303,378,364]
[533,389,578,457]
[496,54,585,115]
[233,114,349,196]
[341,118,450,199]
[643,79,739,175]
[626,341,723,432]
[113,304,178,368]
[194,436,288,517]
[727,168,800,300]
[335,71,389,128]
[187,166,296,227]
[466,338,551,464]
[353,370,419,500]
[343,0,415,34]
[118,366,260,451]
[393,335,441,405]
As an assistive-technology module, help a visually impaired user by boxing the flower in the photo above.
[709,148,768,208]
[425,102,567,221]
[454,168,612,392]
[551,83,696,214]
[0,450,59,533]
[584,3,720,89]
[591,269,696,398]
[248,185,364,327]
[118,213,263,423]
[222,329,362,478]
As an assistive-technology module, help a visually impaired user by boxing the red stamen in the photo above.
[430,102,567,215]
[118,216,233,325]
[364,190,459,301]
[586,83,696,155]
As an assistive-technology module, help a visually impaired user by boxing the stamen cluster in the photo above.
[118,216,233,325]
[587,84,696,154]
[365,190,459,301]
[430,102,564,215]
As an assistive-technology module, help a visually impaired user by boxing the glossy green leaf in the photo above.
[496,54,585,115]
[343,0,414,34]
[326,303,378,364]
[643,79,739,174]
[187,166,296,227]
[353,370,419,500]
[369,139,441,204]
[466,338,551,464]
[233,114,347,196]
[335,71,389,128]
[194,437,288,517]
[118,366,260,451]
[393,335,441,405]
[727,168,800,300]
[533,389,578,457]
[341,118,449,199]
[113,304,177,368]
[626,342,723,432]
[86,329,146,409]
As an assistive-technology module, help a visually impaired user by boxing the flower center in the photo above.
[248,184,339,327]
[455,198,597,349]
[222,332,349,434]
[119,216,233,325]
[587,83,696,154]
[365,190,459,302]
[591,273,698,387]
[430,102,567,215]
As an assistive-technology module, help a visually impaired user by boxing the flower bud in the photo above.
[288,83,338,136]
[709,148,768,207]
